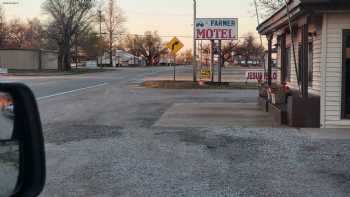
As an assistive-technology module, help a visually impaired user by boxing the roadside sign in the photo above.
[200,68,211,80]
[195,18,238,40]
[245,70,278,82]
[166,37,184,55]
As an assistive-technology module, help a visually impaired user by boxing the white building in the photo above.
[115,50,146,67]
[0,49,58,70]
[258,0,350,128]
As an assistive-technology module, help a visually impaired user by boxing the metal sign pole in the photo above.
[218,40,222,83]
[211,40,215,82]
[173,54,176,81]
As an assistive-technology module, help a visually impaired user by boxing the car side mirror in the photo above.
[0,83,45,197]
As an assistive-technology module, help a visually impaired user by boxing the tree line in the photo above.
[0,0,125,71]
[0,0,281,71]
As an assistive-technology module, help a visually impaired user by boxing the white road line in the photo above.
[37,82,108,101]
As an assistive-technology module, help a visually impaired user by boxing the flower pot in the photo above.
[271,93,286,104]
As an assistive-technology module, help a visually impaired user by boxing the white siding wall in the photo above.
[0,50,58,70]
[283,26,322,95]
[277,41,282,83]
[311,34,322,95]
[286,31,300,90]
[0,50,39,70]
[322,13,350,128]
[42,51,58,69]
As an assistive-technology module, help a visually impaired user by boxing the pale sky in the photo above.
[2,0,261,49]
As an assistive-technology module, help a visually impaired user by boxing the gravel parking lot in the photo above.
[2,67,350,196]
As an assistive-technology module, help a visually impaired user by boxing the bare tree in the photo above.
[222,41,239,65]
[79,30,108,62]
[104,0,125,67]
[0,6,6,48]
[177,49,193,65]
[0,17,46,49]
[124,31,166,66]
[42,0,95,71]
[234,34,265,66]
[6,19,26,48]
[256,0,285,18]
[23,18,45,49]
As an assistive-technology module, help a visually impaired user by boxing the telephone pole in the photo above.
[192,0,197,82]
[108,0,114,67]
[98,9,103,68]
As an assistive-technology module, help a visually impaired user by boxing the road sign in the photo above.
[166,37,184,55]
[200,68,211,80]
[195,18,238,40]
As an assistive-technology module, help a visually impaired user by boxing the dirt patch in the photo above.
[142,80,258,89]
[44,124,123,144]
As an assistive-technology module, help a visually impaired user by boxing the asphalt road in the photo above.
[1,66,350,197]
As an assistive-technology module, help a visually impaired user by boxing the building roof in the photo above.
[257,0,350,35]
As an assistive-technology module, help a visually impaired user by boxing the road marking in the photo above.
[37,82,108,101]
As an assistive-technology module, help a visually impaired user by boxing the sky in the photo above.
[2,0,261,49]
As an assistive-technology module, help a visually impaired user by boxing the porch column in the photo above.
[267,34,273,86]
[301,16,310,98]
[280,34,287,83]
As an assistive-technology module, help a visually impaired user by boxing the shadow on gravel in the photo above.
[44,124,123,145]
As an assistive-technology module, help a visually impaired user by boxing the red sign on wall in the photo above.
[245,70,278,81]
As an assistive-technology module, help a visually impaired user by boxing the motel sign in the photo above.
[195,18,238,40]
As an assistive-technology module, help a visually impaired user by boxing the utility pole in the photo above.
[98,9,103,68]
[192,0,197,82]
[75,35,78,69]
[211,40,215,82]
[253,0,267,78]
[253,0,263,46]
[108,0,114,68]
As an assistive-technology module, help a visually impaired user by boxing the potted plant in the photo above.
[258,81,268,98]
[268,83,288,105]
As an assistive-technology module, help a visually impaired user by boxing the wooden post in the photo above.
[280,34,287,83]
[301,16,310,98]
[267,34,273,86]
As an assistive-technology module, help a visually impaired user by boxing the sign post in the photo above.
[193,0,197,82]
[166,37,184,81]
[173,55,176,81]
[195,18,238,83]
[218,40,222,83]
[211,40,215,82]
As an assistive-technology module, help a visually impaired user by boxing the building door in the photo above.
[342,30,350,118]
